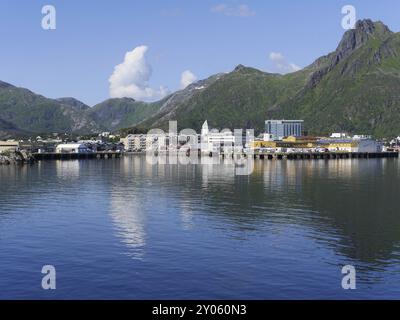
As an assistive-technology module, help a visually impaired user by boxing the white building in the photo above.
[0,140,20,153]
[330,133,349,139]
[99,132,111,138]
[120,134,167,152]
[353,134,372,140]
[262,133,275,141]
[390,136,400,146]
[56,143,90,153]
[201,120,237,153]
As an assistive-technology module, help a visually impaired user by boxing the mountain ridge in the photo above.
[138,19,400,137]
[1,19,400,139]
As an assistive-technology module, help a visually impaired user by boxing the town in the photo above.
[1,119,400,164]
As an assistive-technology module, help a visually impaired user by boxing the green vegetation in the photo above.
[1,20,400,139]
[87,98,161,131]
[139,20,400,138]
[0,84,99,138]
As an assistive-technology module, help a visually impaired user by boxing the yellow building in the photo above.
[251,136,380,153]
[251,136,318,150]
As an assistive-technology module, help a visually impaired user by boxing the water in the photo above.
[0,156,400,299]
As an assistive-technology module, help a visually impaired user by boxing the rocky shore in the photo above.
[0,150,35,165]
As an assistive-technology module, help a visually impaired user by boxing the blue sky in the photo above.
[1,0,400,105]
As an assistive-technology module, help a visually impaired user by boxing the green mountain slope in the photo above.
[87,98,162,131]
[1,19,400,138]
[138,65,311,132]
[56,97,90,111]
[0,117,31,139]
[140,19,400,137]
[269,20,400,137]
[0,82,99,135]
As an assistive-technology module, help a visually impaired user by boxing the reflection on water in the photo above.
[110,187,146,259]
[56,160,81,180]
[0,156,400,299]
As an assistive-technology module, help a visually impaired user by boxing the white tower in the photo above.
[201,120,209,136]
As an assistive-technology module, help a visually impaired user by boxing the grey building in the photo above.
[265,120,304,140]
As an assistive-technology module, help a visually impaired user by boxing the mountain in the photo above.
[0,80,14,89]
[0,83,99,137]
[56,97,90,111]
[139,19,400,137]
[0,117,30,139]
[139,67,309,132]
[270,19,400,137]
[1,19,400,138]
[87,97,161,131]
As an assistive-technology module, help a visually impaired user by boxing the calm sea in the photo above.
[0,156,399,299]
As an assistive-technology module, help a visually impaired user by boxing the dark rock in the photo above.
[0,80,14,89]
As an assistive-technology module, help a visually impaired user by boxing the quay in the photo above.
[147,150,399,160]
[250,151,399,160]
[32,152,122,161]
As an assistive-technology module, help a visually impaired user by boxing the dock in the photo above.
[251,151,399,160]
[152,150,399,160]
[32,152,122,161]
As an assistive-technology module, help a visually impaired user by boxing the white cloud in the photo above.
[109,45,169,101]
[180,70,197,89]
[269,52,301,74]
[211,4,255,17]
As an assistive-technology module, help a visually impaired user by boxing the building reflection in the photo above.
[55,159,81,180]
[109,192,146,259]
[1,155,400,280]
[109,158,146,259]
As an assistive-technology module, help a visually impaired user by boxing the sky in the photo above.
[1,0,400,106]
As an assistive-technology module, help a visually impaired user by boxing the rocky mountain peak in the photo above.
[336,20,392,59]
[234,64,247,72]
[307,20,393,88]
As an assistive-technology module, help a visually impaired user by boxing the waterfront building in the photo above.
[0,140,20,153]
[319,138,382,153]
[251,135,382,153]
[56,143,90,153]
[121,134,146,151]
[201,120,237,153]
[252,136,318,152]
[265,120,303,140]
[120,134,168,152]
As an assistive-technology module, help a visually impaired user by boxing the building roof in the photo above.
[265,119,304,123]
[56,144,86,148]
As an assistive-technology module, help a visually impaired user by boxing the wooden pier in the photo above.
[32,152,122,161]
